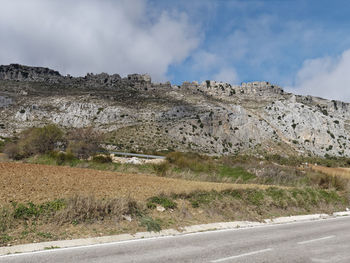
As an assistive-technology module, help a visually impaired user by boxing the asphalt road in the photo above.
[2,216,350,263]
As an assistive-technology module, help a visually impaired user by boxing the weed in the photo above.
[37,232,53,239]
[139,216,161,232]
[152,161,169,177]
[246,190,265,206]
[0,234,12,245]
[44,246,60,250]
[147,196,177,210]
[0,207,12,232]
[13,202,40,219]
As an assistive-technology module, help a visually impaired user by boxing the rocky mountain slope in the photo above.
[1,64,349,157]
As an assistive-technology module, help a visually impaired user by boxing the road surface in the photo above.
[1,216,350,262]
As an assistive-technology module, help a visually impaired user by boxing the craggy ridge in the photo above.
[1,64,350,157]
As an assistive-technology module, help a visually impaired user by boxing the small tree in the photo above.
[67,127,103,159]
[21,124,64,155]
[4,124,64,159]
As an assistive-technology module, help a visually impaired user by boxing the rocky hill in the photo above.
[1,63,349,157]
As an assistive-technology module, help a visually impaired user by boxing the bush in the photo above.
[152,161,169,177]
[166,152,215,173]
[4,124,63,159]
[67,127,103,159]
[3,143,22,160]
[49,151,77,165]
[21,124,64,155]
[92,155,112,163]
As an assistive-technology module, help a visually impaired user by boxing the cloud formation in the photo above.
[212,67,238,84]
[0,0,199,80]
[290,49,350,101]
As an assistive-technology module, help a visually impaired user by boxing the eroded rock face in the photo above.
[0,64,62,83]
[1,64,350,157]
[0,96,12,107]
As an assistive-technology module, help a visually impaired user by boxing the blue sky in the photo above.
[1,0,350,100]
[163,0,350,85]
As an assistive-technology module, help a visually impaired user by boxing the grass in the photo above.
[147,195,177,210]
[218,166,255,182]
[310,165,350,179]
[172,187,347,217]
[139,216,162,232]
[264,154,350,168]
[0,186,347,246]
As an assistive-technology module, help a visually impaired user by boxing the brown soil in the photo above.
[0,162,268,204]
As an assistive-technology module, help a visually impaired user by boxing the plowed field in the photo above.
[0,162,267,204]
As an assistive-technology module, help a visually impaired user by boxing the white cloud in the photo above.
[289,49,350,101]
[0,0,199,81]
[191,51,220,71]
[212,67,238,84]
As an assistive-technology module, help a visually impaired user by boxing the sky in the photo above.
[1,0,350,101]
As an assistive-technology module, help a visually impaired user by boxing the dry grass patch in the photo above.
[310,165,350,179]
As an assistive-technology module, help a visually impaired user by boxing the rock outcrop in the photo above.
[0,64,349,157]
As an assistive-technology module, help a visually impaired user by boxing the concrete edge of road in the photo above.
[1,210,350,256]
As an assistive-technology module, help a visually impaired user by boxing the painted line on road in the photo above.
[297,235,335,245]
[210,248,273,262]
[1,216,348,258]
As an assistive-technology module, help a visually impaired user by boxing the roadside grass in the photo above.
[0,186,347,246]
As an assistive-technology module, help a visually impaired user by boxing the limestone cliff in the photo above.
[0,64,349,157]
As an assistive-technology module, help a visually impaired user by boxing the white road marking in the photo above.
[1,217,347,258]
[297,235,335,245]
[210,248,273,262]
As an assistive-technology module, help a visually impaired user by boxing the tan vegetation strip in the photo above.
[0,162,269,204]
[310,165,350,179]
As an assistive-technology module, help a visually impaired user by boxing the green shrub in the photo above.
[139,216,161,232]
[12,199,66,220]
[13,202,40,219]
[219,166,255,182]
[147,196,177,210]
[166,152,215,173]
[3,124,63,159]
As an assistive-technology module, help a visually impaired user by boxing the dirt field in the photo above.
[0,162,268,204]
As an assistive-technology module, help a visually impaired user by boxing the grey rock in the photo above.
[1,64,350,158]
